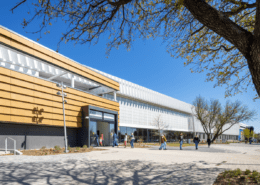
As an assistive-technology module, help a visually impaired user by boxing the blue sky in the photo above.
[1,1,259,132]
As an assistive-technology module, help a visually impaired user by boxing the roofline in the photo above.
[0,25,119,87]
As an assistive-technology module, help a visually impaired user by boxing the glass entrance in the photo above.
[109,123,114,146]
[90,121,97,146]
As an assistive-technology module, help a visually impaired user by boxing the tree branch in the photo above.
[183,0,253,57]
[191,25,205,36]
[107,0,132,7]
[254,0,260,38]
[10,0,27,13]
[223,2,256,16]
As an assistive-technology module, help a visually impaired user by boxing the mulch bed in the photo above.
[20,147,105,156]
[1,144,149,156]
[214,169,260,185]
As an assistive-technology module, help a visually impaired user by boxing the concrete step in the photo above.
[0,151,10,155]
[0,150,23,155]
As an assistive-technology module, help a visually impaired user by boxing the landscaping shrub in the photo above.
[41,146,46,150]
[234,168,241,176]
[76,147,80,151]
[54,145,61,151]
[245,169,251,175]
[214,169,260,184]
[83,145,88,148]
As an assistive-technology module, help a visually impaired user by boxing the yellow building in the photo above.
[0,26,120,149]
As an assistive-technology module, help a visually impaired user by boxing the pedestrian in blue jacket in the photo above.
[96,133,99,147]
[113,133,119,147]
[130,133,135,148]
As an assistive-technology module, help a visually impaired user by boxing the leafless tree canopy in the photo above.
[150,115,169,143]
[192,96,255,142]
[10,0,260,98]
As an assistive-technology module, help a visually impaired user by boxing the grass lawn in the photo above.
[144,142,230,147]
[144,142,206,147]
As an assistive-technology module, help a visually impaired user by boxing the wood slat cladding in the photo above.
[0,67,119,128]
[0,27,120,91]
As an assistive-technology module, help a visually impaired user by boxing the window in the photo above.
[104,113,115,122]
[120,127,126,143]
[137,129,143,141]
[143,129,147,142]
[126,127,133,137]
[89,110,102,119]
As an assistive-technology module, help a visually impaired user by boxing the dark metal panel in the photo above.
[0,123,79,150]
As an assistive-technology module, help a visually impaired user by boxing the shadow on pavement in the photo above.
[0,159,225,185]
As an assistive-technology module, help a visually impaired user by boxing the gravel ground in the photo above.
[0,143,259,185]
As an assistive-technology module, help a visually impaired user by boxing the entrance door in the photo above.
[89,121,97,146]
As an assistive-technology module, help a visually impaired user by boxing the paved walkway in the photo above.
[0,143,259,185]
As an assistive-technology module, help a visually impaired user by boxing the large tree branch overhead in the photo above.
[183,0,253,56]
[10,0,260,99]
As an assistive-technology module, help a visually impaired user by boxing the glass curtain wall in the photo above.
[89,121,97,146]
[118,126,200,143]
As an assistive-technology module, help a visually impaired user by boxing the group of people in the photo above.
[112,132,136,148]
[159,133,206,150]
[103,132,212,149]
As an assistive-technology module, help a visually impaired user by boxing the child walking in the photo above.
[124,133,128,148]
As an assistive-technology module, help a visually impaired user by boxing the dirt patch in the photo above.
[214,169,260,184]
[20,147,105,156]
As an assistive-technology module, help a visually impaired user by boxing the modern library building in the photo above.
[0,26,241,150]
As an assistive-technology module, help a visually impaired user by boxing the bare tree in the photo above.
[192,96,255,143]
[150,115,169,144]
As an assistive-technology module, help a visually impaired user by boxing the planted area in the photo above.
[21,145,105,156]
[214,169,260,184]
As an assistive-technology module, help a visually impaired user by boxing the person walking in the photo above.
[249,137,252,144]
[207,138,211,148]
[130,133,135,148]
[179,133,183,150]
[113,132,119,147]
[124,133,128,148]
[159,134,167,150]
[96,133,99,147]
[193,135,200,150]
[99,133,103,146]
[163,134,167,150]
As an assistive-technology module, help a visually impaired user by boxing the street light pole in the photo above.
[57,82,68,153]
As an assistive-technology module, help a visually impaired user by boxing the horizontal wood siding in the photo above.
[0,67,119,128]
[0,27,119,91]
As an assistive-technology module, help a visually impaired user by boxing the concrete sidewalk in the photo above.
[0,143,259,185]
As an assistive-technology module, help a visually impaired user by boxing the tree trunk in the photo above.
[183,0,260,98]
[245,40,260,98]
